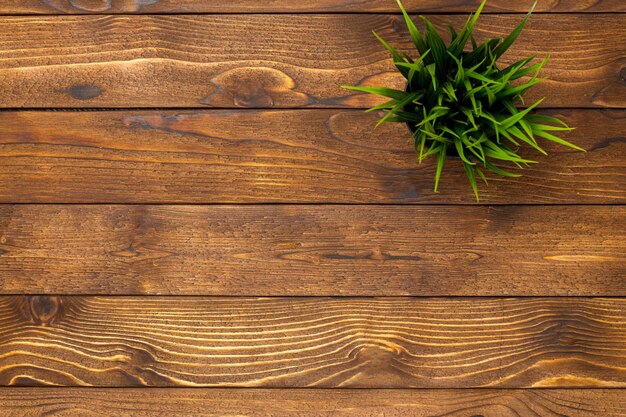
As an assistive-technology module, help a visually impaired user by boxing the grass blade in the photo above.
[396,0,428,55]
[493,0,538,58]
[434,144,447,192]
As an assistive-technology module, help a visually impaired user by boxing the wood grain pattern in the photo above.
[2,296,626,387]
[1,205,624,296]
[1,110,625,204]
[3,0,625,14]
[1,15,624,108]
[2,388,626,416]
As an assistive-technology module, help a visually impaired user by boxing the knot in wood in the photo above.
[28,296,63,326]
[66,0,112,12]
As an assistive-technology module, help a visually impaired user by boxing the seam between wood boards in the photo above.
[3,295,626,299]
[0,107,622,111]
[1,203,625,206]
[2,11,626,16]
[0,386,624,390]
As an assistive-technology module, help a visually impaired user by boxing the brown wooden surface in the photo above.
[1,296,626,387]
[1,1,625,412]
[1,15,624,108]
[3,0,626,14]
[1,388,626,416]
[1,205,624,296]
[1,109,624,204]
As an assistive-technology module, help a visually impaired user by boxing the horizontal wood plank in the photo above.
[1,205,624,296]
[1,388,626,416]
[1,15,624,108]
[0,110,624,204]
[1,296,626,387]
[3,0,625,14]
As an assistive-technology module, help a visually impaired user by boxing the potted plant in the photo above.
[343,0,583,200]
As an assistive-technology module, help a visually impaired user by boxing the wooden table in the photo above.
[0,1,625,415]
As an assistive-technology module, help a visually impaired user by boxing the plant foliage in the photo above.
[342,0,583,200]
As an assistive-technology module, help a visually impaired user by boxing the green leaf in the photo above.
[500,98,544,129]
[498,55,536,80]
[527,114,570,128]
[484,161,521,178]
[454,136,476,165]
[496,77,546,100]
[478,109,500,126]
[415,106,450,128]
[461,108,477,129]
[448,0,488,56]
[498,126,520,146]
[422,130,450,143]
[434,144,447,192]
[462,134,486,163]
[515,114,537,142]
[372,31,410,78]
[393,111,423,123]
[466,71,498,85]
[531,127,586,152]
[375,92,422,127]
[470,34,478,50]
[493,0,538,59]
[416,132,427,162]
[364,98,398,112]
[423,141,442,158]
[484,140,536,164]
[396,0,428,55]
[442,82,458,102]
[421,16,448,74]
[509,56,548,81]
[529,123,575,132]
[341,85,408,100]
[439,126,460,139]
[447,24,458,41]
[462,162,480,201]
[447,51,465,88]
[509,125,547,155]
[425,63,438,90]
[394,50,431,84]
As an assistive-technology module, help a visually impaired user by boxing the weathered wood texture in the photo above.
[1,15,624,108]
[2,0,625,14]
[2,296,626,387]
[1,205,624,296]
[1,389,626,417]
[1,110,624,204]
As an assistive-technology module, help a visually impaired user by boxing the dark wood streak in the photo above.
[1,388,625,416]
[586,136,626,152]
[0,15,624,108]
[0,205,624,296]
[3,0,625,13]
[0,109,623,203]
[1,296,626,387]
[63,84,103,100]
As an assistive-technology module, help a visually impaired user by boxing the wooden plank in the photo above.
[1,389,626,416]
[1,296,626,387]
[1,205,624,296]
[1,15,624,108]
[3,0,625,14]
[0,110,624,204]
